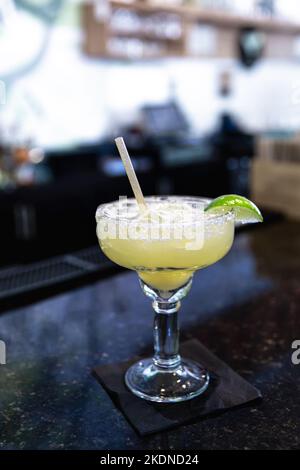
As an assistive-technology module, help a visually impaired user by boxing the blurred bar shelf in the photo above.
[111,1,300,34]
[82,1,300,60]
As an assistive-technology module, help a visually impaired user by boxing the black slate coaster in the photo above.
[93,339,261,436]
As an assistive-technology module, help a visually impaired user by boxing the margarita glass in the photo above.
[96,196,235,402]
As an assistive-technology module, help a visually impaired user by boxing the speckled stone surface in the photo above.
[0,221,300,450]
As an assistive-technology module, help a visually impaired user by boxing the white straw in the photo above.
[115,137,148,212]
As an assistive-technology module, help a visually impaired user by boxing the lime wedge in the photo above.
[205,194,263,224]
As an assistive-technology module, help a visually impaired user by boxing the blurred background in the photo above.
[1,0,300,276]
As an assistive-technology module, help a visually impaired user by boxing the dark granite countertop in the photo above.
[0,221,300,450]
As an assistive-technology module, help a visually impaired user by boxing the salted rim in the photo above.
[96,196,234,225]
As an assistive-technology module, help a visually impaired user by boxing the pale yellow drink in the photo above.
[96,197,234,291]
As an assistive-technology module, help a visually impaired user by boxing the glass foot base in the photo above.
[125,358,209,403]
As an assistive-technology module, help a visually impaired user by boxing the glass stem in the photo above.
[152,300,181,369]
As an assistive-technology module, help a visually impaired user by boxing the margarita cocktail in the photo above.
[95,137,262,403]
[96,196,235,402]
